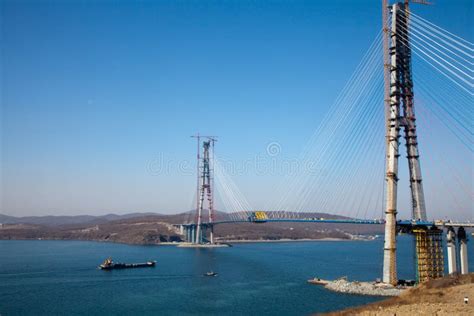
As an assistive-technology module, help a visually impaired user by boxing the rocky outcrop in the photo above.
[324,278,403,296]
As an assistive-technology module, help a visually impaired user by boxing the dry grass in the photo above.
[323,273,474,316]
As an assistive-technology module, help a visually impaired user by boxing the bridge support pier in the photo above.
[209,225,214,244]
[447,227,457,275]
[186,226,192,243]
[196,225,201,243]
[198,225,204,244]
[413,227,444,283]
[458,227,469,275]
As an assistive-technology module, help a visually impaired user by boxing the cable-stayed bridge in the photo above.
[178,1,473,285]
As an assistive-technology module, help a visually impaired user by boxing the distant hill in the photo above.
[0,211,347,226]
[0,211,384,244]
[0,212,161,226]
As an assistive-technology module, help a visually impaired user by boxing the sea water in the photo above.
[1,236,472,315]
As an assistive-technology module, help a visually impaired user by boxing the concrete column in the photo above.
[460,241,468,274]
[210,225,214,244]
[196,225,201,244]
[196,225,202,244]
[447,227,457,274]
[195,226,198,244]
[458,227,469,275]
[201,226,205,244]
[383,4,400,286]
[179,225,184,235]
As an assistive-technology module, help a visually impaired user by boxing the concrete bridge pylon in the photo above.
[382,1,428,285]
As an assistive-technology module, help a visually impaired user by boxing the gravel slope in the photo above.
[324,274,474,316]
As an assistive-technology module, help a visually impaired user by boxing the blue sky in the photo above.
[1,0,472,217]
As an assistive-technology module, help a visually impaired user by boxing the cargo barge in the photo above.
[99,258,156,270]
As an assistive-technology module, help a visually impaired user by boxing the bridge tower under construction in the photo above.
[382,0,438,285]
[191,135,217,244]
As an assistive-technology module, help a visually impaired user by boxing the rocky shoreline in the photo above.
[322,278,403,296]
[325,274,474,315]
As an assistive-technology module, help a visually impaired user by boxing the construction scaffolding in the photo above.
[413,228,444,283]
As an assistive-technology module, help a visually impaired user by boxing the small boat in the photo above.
[204,271,218,277]
[99,257,156,270]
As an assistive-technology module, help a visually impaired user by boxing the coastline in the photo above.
[0,236,375,245]
[324,274,474,315]
[219,237,353,243]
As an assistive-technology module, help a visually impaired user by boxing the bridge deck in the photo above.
[180,218,473,227]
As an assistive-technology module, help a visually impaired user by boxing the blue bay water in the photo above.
[1,237,472,315]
